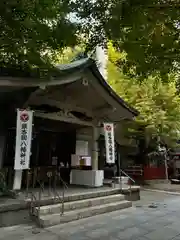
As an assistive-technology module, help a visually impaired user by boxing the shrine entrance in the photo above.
[3,119,80,188]
[0,57,138,192]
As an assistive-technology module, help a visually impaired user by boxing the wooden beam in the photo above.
[34,111,94,127]
[0,74,81,87]
[29,96,94,117]
[93,104,115,117]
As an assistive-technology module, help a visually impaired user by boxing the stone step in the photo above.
[35,194,125,216]
[104,182,129,188]
[103,178,129,188]
[30,188,122,207]
[38,200,132,227]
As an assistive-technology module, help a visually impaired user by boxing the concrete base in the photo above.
[13,170,23,190]
[122,188,141,201]
[112,176,129,184]
[103,181,140,202]
[70,169,104,187]
[0,209,31,227]
[145,179,169,185]
[0,199,31,227]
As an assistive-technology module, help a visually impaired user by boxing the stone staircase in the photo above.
[32,189,132,228]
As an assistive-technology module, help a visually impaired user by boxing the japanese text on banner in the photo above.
[104,123,115,164]
[14,109,33,170]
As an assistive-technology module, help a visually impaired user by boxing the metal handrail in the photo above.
[53,186,65,215]
[119,169,136,197]
[29,180,44,222]
[29,170,68,219]
[36,179,45,192]
[120,169,135,183]
[54,171,68,216]
[29,192,37,216]
[58,174,68,189]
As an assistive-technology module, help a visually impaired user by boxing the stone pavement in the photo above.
[1,190,180,240]
[144,182,180,193]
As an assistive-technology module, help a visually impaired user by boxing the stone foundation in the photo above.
[122,188,140,201]
[0,208,31,227]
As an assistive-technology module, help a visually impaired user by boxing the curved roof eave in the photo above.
[55,58,139,117]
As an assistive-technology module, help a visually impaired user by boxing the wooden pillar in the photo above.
[92,127,99,170]
[117,143,121,177]
[0,133,6,169]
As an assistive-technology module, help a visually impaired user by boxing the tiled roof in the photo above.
[54,58,139,116]
[56,58,90,71]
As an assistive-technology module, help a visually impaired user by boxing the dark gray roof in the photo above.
[56,58,90,71]
[54,58,139,116]
[0,58,139,116]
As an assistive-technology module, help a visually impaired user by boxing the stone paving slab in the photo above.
[144,183,180,193]
[144,227,179,240]
[172,236,180,240]
[0,190,180,240]
[116,226,148,239]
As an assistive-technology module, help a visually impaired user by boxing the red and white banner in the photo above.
[104,123,115,164]
[14,109,33,170]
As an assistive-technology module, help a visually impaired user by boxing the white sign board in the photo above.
[71,154,80,166]
[14,109,33,170]
[104,123,115,164]
[75,140,89,156]
[71,155,91,166]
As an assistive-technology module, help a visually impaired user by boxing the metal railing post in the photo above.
[119,169,122,192]
[119,169,135,197]
[61,184,65,216]
[38,187,41,222]
[129,182,132,197]
[54,171,57,192]
[28,171,68,222]
[47,172,52,196]
[26,170,30,198]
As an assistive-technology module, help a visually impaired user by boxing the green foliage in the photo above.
[56,42,180,147]
[74,0,180,79]
[1,0,180,80]
[108,43,180,147]
[53,46,84,64]
[0,0,78,70]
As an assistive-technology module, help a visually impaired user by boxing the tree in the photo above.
[0,0,78,71]
[53,46,84,64]
[108,43,180,162]
[74,0,180,79]
[2,0,180,80]
[56,43,180,148]
[55,43,180,164]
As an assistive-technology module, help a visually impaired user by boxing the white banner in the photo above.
[14,109,33,170]
[104,123,115,164]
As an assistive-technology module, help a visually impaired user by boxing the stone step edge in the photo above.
[35,194,126,215]
[27,188,122,207]
[39,200,132,227]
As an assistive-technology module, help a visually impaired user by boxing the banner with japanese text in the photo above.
[103,123,115,164]
[14,109,33,170]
